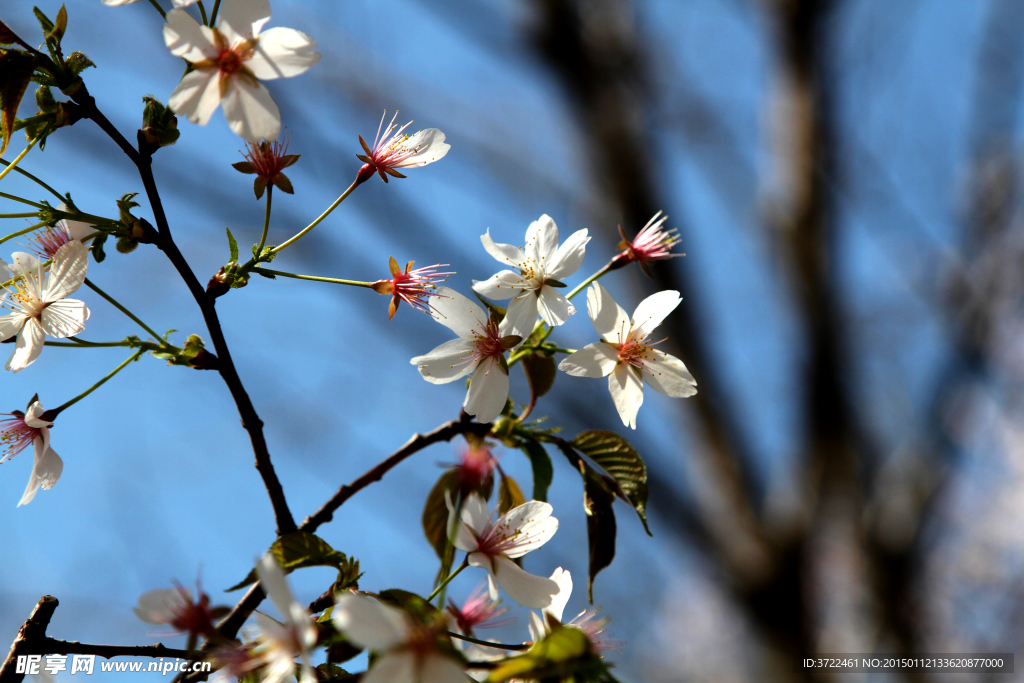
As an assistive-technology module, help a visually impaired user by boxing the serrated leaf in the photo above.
[498,472,526,513]
[225,227,239,262]
[518,439,553,502]
[522,351,556,399]
[316,663,354,681]
[0,50,35,156]
[227,531,355,591]
[573,430,650,535]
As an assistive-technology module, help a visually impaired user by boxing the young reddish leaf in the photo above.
[498,472,526,514]
[522,351,556,398]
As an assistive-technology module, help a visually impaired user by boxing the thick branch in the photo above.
[71,86,296,536]
[1,596,59,683]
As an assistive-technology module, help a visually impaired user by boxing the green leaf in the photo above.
[315,664,354,681]
[48,5,67,44]
[518,439,553,502]
[376,589,439,623]
[0,50,36,156]
[573,430,650,535]
[581,467,617,603]
[487,622,613,683]
[422,469,462,561]
[498,472,526,513]
[521,351,556,399]
[227,531,358,591]
[91,232,107,263]
[225,227,239,262]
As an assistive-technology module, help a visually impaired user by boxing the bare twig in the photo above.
[1,596,59,683]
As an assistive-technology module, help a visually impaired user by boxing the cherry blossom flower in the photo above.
[332,592,466,683]
[162,0,321,141]
[29,208,94,260]
[446,583,512,636]
[609,211,682,277]
[557,282,697,429]
[371,257,453,320]
[410,287,520,423]
[527,569,621,654]
[249,554,317,683]
[0,241,90,373]
[449,493,559,609]
[1,400,62,507]
[452,442,497,492]
[232,135,300,199]
[355,111,450,185]
[133,579,219,639]
[472,215,590,339]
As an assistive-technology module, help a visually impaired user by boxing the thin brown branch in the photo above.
[37,639,190,660]
[70,85,296,537]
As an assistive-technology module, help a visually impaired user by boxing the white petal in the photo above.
[255,554,299,624]
[608,364,643,430]
[631,290,682,339]
[545,229,590,281]
[458,493,492,542]
[361,652,415,683]
[528,611,547,642]
[500,501,557,559]
[491,556,559,609]
[587,282,630,344]
[63,218,94,242]
[171,0,199,6]
[546,568,573,622]
[332,593,408,651]
[428,287,488,338]
[24,401,51,429]
[535,286,575,327]
[133,588,185,625]
[45,241,89,300]
[39,299,89,339]
[410,338,477,385]
[247,27,321,80]
[524,215,559,265]
[162,9,217,63]
[464,357,509,423]
[8,251,42,281]
[7,318,44,373]
[420,653,468,683]
[642,349,697,398]
[503,292,540,341]
[168,69,223,126]
[472,270,528,301]
[18,440,62,506]
[221,79,281,142]
[0,313,26,341]
[393,128,451,168]
[216,0,271,42]
[480,230,525,268]
[558,343,617,378]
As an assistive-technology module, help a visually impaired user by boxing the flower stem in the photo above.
[84,278,164,341]
[253,268,374,288]
[0,159,63,201]
[0,138,38,185]
[51,349,144,416]
[0,222,45,247]
[146,0,166,19]
[0,192,45,209]
[449,632,529,652]
[270,178,359,255]
[195,0,208,25]
[566,262,612,301]
[427,559,469,602]
[0,213,40,218]
[256,184,272,256]
[208,0,221,24]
